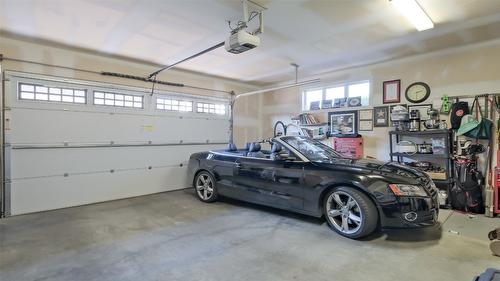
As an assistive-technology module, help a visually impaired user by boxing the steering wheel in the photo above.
[273,121,287,137]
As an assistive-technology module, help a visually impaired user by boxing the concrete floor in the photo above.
[1,189,499,281]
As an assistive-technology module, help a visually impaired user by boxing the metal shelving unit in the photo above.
[390,152,451,160]
[389,129,454,189]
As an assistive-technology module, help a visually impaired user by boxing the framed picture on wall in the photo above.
[359,120,373,131]
[333,98,347,108]
[321,99,333,109]
[328,110,358,136]
[309,101,320,110]
[383,79,401,104]
[358,109,373,121]
[373,106,389,127]
[347,96,362,107]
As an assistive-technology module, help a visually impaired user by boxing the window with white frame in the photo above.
[93,91,143,108]
[19,83,86,104]
[325,86,344,101]
[303,89,322,110]
[303,80,370,111]
[197,102,226,115]
[156,97,193,112]
[348,82,370,105]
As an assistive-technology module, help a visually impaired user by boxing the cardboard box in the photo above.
[425,172,447,180]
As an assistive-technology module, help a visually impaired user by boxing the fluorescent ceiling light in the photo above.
[391,0,434,31]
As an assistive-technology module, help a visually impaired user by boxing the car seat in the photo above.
[247,143,265,158]
[270,143,283,160]
[226,143,238,152]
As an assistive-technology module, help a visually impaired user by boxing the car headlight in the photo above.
[388,184,428,197]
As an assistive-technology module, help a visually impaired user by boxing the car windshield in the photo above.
[280,136,342,162]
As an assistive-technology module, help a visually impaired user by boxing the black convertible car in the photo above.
[188,136,439,239]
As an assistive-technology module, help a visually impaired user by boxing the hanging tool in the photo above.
[440,94,449,114]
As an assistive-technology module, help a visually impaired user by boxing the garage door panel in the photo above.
[10,167,190,215]
[10,109,229,144]
[155,117,229,143]
[10,144,225,179]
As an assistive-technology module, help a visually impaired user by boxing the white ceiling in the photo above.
[1,0,500,85]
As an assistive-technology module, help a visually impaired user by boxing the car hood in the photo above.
[313,158,429,185]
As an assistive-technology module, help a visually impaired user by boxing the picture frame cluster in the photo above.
[324,78,431,134]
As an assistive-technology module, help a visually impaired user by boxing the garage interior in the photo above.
[1,0,500,280]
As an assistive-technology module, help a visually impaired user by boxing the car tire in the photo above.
[194,171,218,203]
[323,187,378,239]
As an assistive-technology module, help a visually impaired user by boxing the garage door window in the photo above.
[197,102,226,115]
[156,97,193,112]
[94,91,143,108]
[19,83,86,104]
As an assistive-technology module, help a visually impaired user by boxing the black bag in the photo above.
[450,185,484,213]
[450,173,484,214]
[463,180,485,214]
[450,159,485,213]
[450,185,467,210]
[450,101,469,129]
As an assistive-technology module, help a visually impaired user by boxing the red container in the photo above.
[332,136,363,159]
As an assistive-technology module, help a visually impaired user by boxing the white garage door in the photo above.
[3,71,229,215]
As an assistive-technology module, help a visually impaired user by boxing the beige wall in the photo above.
[262,40,500,161]
[0,35,263,146]
[2,35,499,156]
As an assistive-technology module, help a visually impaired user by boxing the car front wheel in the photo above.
[323,187,378,239]
[194,171,218,203]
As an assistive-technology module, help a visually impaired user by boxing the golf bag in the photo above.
[450,158,485,214]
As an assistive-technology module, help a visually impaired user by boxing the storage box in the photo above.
[425,172,447,180]
[332,136,363,159]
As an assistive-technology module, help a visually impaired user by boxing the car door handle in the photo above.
[271,191,291,198]
[276,177,295,184]
[235,163,242,168]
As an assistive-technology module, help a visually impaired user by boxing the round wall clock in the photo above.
[405,82,430,103]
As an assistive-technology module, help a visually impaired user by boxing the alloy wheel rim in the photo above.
[326,191,363,234]
[196,174,214,200]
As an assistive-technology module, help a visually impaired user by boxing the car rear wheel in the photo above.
[194,171,218,203]
[323,187,378,239]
